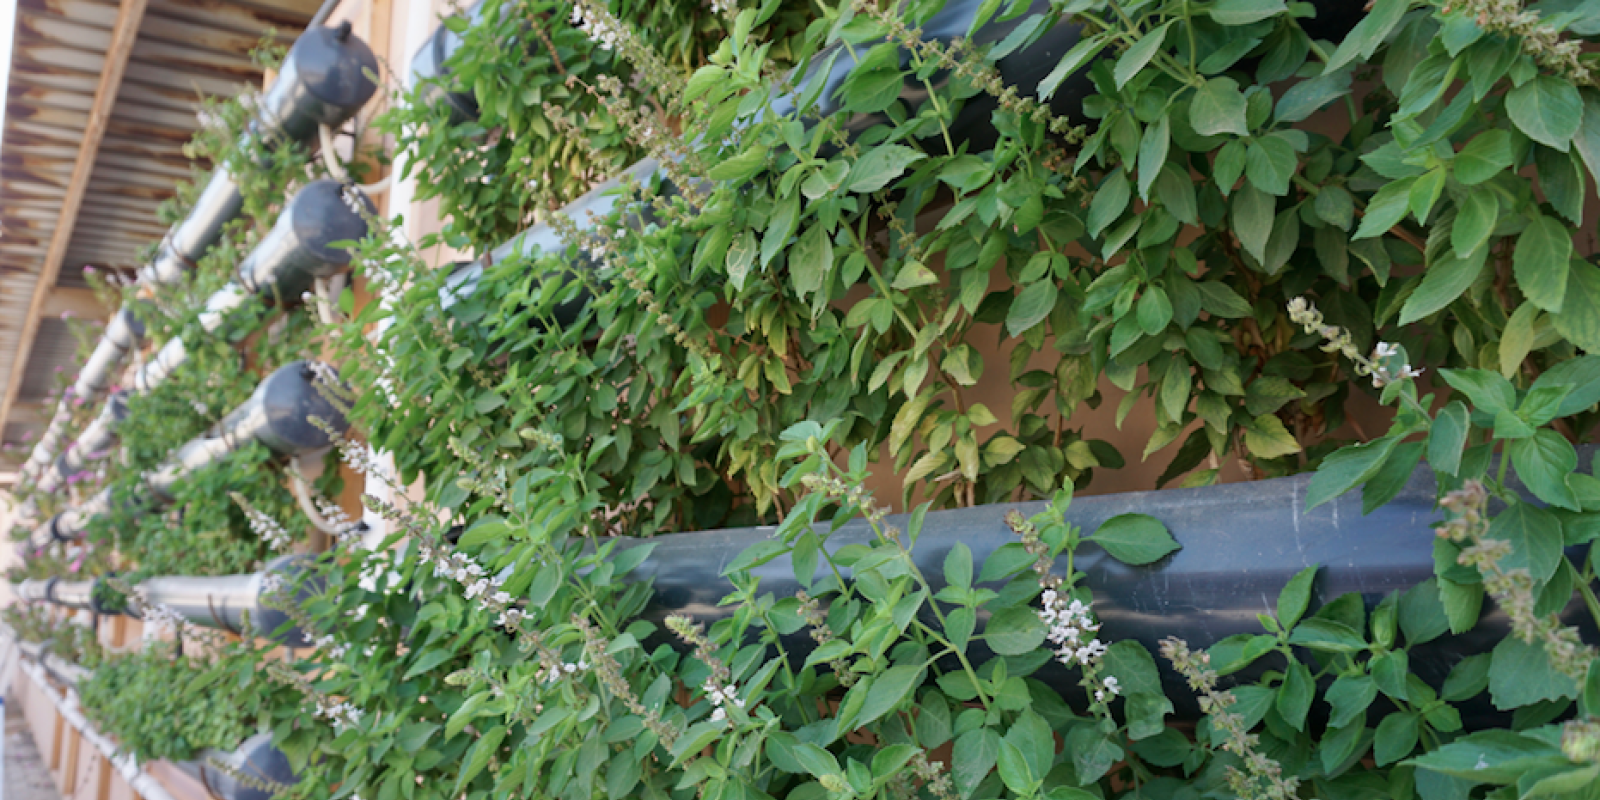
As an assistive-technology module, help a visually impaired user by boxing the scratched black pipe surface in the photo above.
[627,462,1597,729]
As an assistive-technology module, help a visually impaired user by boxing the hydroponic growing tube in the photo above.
[137,179,378,396]
[140,22,379,286]
[29,361,350,547]
[424,0,1094,316]
[12,556,315,646]
[16,22,380,497]
[623,461,1597,730]
[28,181,373,502]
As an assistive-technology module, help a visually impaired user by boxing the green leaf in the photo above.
[403,649,456,682]
[1488,501,1564,583]
[848,145,925,193]
[1103,640,1162,696]
[1325,0,1409,73]
[986,606,1047,655]
[457,516,510,549]
[1440,368,1517,413]
[1489,635,1579,709]
[1509,430,1581,511]
[1405,730,1567,783]
[996,740,1037,796]
[1507,75,1584,151]
[708,145,769,182]
[857,665,923,727]
[1210,0,1287,24]
[726,231,757,290]
[1428,401,1470,477]
[1087,168,1130,238]
[1514,214,1573,313]
[1231,183,1274,262]
[1114,21,1172,88]
[1091,513,1181,565]
[1067,725,1123,784]
[1452,190,1497,258]
[1442,653,1492,701]
[453,725,506,794]
[1554,259,1600,351]
[1373,712,1419,766]
[1276,69,1352,123]
[1399,247,1488,324]
[1287,618,1367,653]
[1440,578,1484,633]
[952,729,1000,798]
[1137,287,1173,334]
[1277,565,1317,629]
[1189,77,1250,137]
[1039,32,1108,99]
[1455,129,1514,185]
[1244,375,1306,417]
[1326,675,1378,729]
[942,543,972,592]
[1353,176,1415,240]
[1306,436,1400,510]
[1244,413,1301,459]
[1277,661,1315,730]
[1136,114,1170,200]
[790,224,833,298]
[1007,280,1058,337]
[1245,134,1298,196]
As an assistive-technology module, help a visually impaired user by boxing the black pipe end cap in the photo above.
[200,733,301,800]
[253,360,352,455]
[289,24,380,111]
[291,180,377,267]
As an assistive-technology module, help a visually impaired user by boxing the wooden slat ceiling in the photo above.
[0,0,319,456]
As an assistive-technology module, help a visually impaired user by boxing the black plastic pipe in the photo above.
[146,360,351,501]
[140,23,378,286]
[139,180,376,394]
[198,733,302,800]
[32,361,350,545]
[9,557,314,646]
[626,463,1596,730]
[134,555,315,645]
[426,0,1096,312]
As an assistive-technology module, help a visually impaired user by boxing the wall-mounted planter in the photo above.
[406,0,489,123]
[13,556,315,646]
[146,360,350,500]
[140,23,379,287]
[31,360,350,546]
[621,461,1595,730]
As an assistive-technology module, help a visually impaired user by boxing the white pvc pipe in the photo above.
[18,659,180,800]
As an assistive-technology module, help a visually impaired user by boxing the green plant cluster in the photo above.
[78,634,296,763]
[31,0,1600,799]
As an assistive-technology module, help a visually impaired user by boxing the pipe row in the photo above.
[28,361,350,551]
[15,22,380,497]
[14,555,314,647]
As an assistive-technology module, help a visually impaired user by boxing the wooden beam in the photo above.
[0,0,149,441]
[41,286,112,322]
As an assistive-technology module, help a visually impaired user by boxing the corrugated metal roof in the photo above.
[0,0,319,455]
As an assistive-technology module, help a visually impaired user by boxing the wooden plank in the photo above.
[0,0,149,433]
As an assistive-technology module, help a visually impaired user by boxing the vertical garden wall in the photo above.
[9,1,1600,800]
